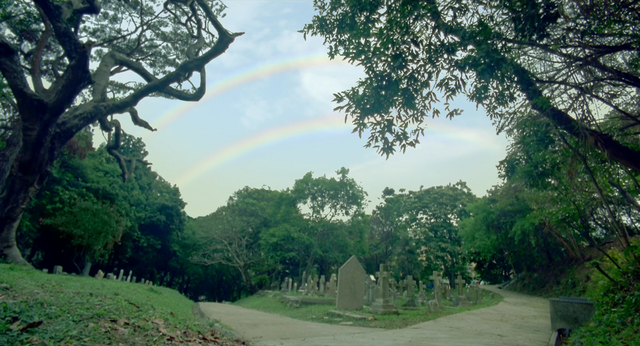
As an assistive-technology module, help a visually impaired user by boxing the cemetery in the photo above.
[1,0,633,344]
[3,254,599,345]
[234,256,503,330]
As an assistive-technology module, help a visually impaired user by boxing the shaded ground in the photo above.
[198,286,552,346]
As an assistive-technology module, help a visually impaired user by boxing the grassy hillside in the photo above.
[0,264,246,346]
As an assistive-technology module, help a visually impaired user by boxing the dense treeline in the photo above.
[14,130,242,301]
[14,129,486,301]
[16,121,639,300]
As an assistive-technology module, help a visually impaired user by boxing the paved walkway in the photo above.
[199,286,552,346]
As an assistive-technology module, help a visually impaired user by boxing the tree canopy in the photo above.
[302,0,640,172]
[0,0,242,264]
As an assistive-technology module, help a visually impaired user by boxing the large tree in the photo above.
[302,0,640,171]
[189,187,286,292]
[0,0,242,264]
[291,167,368,277]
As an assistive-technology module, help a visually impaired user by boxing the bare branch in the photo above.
[98,108,151,181]
[0,37,44,121]
[31,6,53,97]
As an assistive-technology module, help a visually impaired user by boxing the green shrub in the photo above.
[571,242,640,346]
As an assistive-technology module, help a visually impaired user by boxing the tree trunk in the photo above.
[0,159,50,266]
[0,123,57,265]
[238,265,255,293]
[82,255,92,276]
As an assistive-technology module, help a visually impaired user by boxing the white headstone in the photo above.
[327,273,337,298]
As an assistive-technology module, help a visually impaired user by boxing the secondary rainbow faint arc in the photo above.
[152,54,351,131]
[173,116,497,188]
[173,115,351,187]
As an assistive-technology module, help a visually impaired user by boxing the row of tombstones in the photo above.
[47,265,155,286]
[280,256,491,313]
[280,273,339,298]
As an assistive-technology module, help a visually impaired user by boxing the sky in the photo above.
[121,0,511,218]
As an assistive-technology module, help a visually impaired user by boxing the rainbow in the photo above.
[150,54,351,132]
[173,114,352,186]
[173,115,499,188]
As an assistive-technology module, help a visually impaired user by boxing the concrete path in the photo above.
[199,286,552,346]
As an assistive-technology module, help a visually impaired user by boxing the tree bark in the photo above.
[0,146,53,266]
[82,255,92,276]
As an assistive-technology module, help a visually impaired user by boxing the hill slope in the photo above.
[0,264,246,346]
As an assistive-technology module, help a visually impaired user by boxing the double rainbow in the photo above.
[173,114,352,186]
[151,53,493,189]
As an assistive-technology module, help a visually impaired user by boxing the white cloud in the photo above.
[297,65,364,106]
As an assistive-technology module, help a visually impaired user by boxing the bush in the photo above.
[571,242,640,346]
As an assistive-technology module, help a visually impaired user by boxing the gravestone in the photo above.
[429,271,442,306]
[364,275,374,306]
[371,264,398,315]
[455,275,465,295]
[117,269,124,281]
[389,278,397,302]
[465,287,475,303]
[95,270,105,280]
[373,271,381,300]
[53,265,63,275]
[281,279,288,293]
[127,270,133,282]
[473,285,483,304]
[301,271,307,292]
[287,277,292,293]
[455,275,471,307]
[404,275,418,307]
[42,269,49,274]
[293,282,298,293]
[306,276,314,295]
[132,276,136,284]
[319,275,326,295]
[428,299,440,312]
[336,256,366,310]
[106,273,114,280]
[418,281,428,305]
[327,274,337,298]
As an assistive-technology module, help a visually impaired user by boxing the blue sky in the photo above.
[122,0,510,217]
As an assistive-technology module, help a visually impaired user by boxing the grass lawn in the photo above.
[0,264,244,346]
[234,289,504,329]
